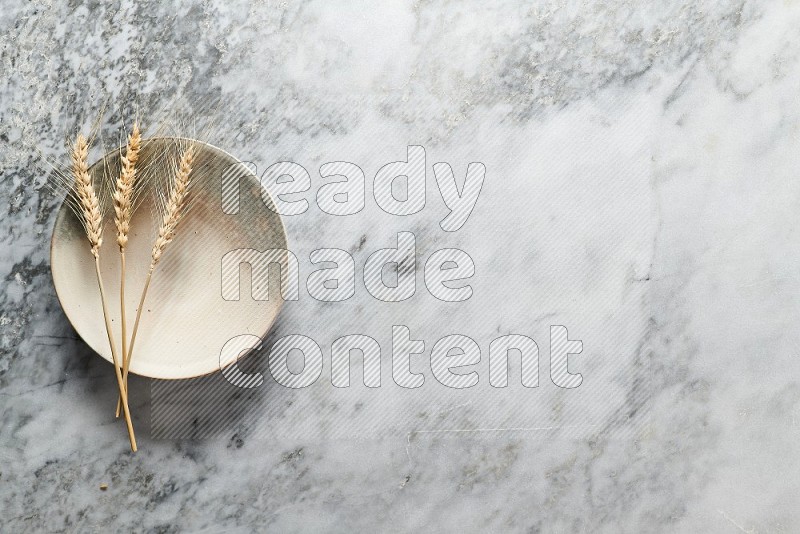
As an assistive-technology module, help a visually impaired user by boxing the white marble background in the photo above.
[2,0,800,532]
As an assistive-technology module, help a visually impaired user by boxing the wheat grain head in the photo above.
[113,123,142,250]
[70,134,103,258]
[151,142,195,267]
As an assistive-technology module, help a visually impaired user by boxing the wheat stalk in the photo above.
[112,124,141,417]
[71,133,137,452]
[116,142,195,416]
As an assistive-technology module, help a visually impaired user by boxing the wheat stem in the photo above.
[94,257,137,451]
[118,250,128,418]
[116,267,152,418]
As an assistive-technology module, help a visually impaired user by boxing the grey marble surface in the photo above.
[3,0,800,532]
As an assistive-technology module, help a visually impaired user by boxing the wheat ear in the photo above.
[117,143,195,416]
[112,124,141,417]
[71,134,104,258]
[71,134,137,452]
[151,144,195,265]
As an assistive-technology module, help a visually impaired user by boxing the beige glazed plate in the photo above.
[51,138,287,379]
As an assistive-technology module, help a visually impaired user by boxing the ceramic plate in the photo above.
[50,138,287,379]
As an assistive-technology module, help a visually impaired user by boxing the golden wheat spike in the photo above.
[151,144,195,267]
[70,134,103,257]
[113,123,141,250]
